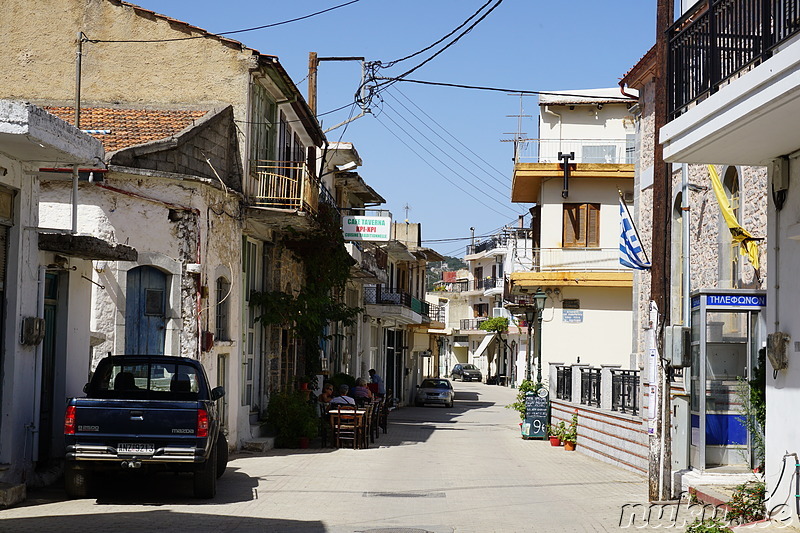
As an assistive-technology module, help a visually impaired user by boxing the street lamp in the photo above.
[524,306,535,382]
[533,287,547,388]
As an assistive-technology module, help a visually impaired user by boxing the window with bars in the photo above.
[215,277,230,341]
[563,203,600,248]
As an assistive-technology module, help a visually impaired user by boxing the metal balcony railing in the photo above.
[433,280,470,293]
[248,160,319,214]
[531,247,628,272]
[514,138,635,165]
[611,369,640,416]
[668,0,800,118]
[556,366,572,401]
[364,286,412,308]
[473,277,504,291]
[460,318,489,330]
[580,368,601,408]
[410,296,430,317]
[428,303,445,323]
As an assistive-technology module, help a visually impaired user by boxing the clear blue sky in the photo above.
[133,0,656,258]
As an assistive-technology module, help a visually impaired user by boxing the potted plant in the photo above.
[562,412,578,451]
[266,390,319,448]
[547,423,563,446]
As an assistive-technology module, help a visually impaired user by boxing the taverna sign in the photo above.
[342,215,391,242]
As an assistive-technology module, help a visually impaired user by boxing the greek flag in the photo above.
[619,196,651,270]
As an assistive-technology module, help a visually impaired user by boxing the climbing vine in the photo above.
[249,203,362,376]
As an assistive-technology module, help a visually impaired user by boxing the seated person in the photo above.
[318,383,335,404]
[329,384,356,407]
[351,378,373,401]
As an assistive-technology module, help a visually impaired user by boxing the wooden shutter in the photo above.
[563,204,583,247]
[587,203,600,247]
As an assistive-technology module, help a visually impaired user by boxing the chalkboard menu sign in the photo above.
[520,389,549,439]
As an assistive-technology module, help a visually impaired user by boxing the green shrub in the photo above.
[505,380,537,420]
[266,391,318,448]
[726,481,765,524]
[685,517,732,533]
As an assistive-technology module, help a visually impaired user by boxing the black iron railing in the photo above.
[364,286,412,308]
[611,369,640,416]
[428,303,445,323]
[668,0,800,118]
[474,277,503,291]
[580,368,601,408]
[556,366,572,400]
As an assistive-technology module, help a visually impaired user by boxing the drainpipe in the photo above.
[542,106,562,156]
[682,164,690,324]
[30,264,47,462]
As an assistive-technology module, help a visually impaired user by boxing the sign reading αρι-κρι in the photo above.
[342,215,391,241]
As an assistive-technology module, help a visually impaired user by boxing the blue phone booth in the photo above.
[689,289,765,471]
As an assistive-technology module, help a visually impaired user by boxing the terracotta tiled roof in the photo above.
[44,107,209,152]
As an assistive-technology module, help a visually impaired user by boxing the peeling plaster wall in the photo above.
[39,176,241,367]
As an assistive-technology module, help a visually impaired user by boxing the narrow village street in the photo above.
[0,382,646,533]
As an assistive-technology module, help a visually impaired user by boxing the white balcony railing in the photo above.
[247,160,319,215]
[515,138,635,165]
[525,248,626,273]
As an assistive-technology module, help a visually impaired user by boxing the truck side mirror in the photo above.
[211,386,225,401]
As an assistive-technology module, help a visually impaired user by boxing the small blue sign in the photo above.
[691,296,701,309]
[705,294,765,308]
[563,310,583,323]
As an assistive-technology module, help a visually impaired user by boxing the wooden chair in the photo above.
[369,398,382,443]
[378,390,392,434]
[330,405,359,449]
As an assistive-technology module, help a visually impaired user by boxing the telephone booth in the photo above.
[689,289,766,471]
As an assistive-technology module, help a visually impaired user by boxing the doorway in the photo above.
[125,266,167,355]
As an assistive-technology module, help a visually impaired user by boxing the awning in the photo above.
[38,233,138,261]
[474,332,499,359]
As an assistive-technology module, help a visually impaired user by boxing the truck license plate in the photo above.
[118,443,155,455]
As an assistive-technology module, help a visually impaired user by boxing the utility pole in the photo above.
[306,52,368,132]
[649,0,674,503]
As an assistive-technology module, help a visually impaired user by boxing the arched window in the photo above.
[719,167,741,288]
[215,276,231,341]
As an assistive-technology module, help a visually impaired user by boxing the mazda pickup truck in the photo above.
[64,355,227,499]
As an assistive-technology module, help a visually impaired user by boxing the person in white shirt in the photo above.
[329,384,356,406]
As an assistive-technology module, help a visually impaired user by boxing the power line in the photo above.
[373,114,518,219]
[380,0,496,68]
[85,0,361,43]
[384,88,516,193]
[374,77,636,100]
[379,99,515,208]
[373,0,505,94]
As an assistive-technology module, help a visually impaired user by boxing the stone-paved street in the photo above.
[0,382,647,532]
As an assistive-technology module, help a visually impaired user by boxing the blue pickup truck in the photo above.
[64,355,228,499]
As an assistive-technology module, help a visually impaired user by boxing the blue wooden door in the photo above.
[125,266,167,355]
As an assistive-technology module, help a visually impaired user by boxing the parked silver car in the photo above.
[414,378,455,408]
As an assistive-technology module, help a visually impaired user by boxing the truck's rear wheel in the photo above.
[64,463,90,499]
[193,445,217,498]
[216,433,228,479]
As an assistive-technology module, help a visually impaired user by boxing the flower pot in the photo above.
[299,382,309,391]
[564,441,576,451]
[298,436,310,449]
[549,436,562,447]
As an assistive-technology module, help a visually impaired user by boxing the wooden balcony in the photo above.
[245,160,319,230]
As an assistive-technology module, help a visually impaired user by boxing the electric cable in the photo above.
[390,86,512,180]
[383,88,518,193]
[379,0,496,68]
[85,1,362,43]
[374,77,637,100]
[372,0,505,94]
[373,112,520,218]
[379,100,515,208]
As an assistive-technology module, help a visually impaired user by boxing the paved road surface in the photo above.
[0,381,647,532]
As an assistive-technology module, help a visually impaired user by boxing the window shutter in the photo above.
[563,204,581,247]
[587,203,600,247]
